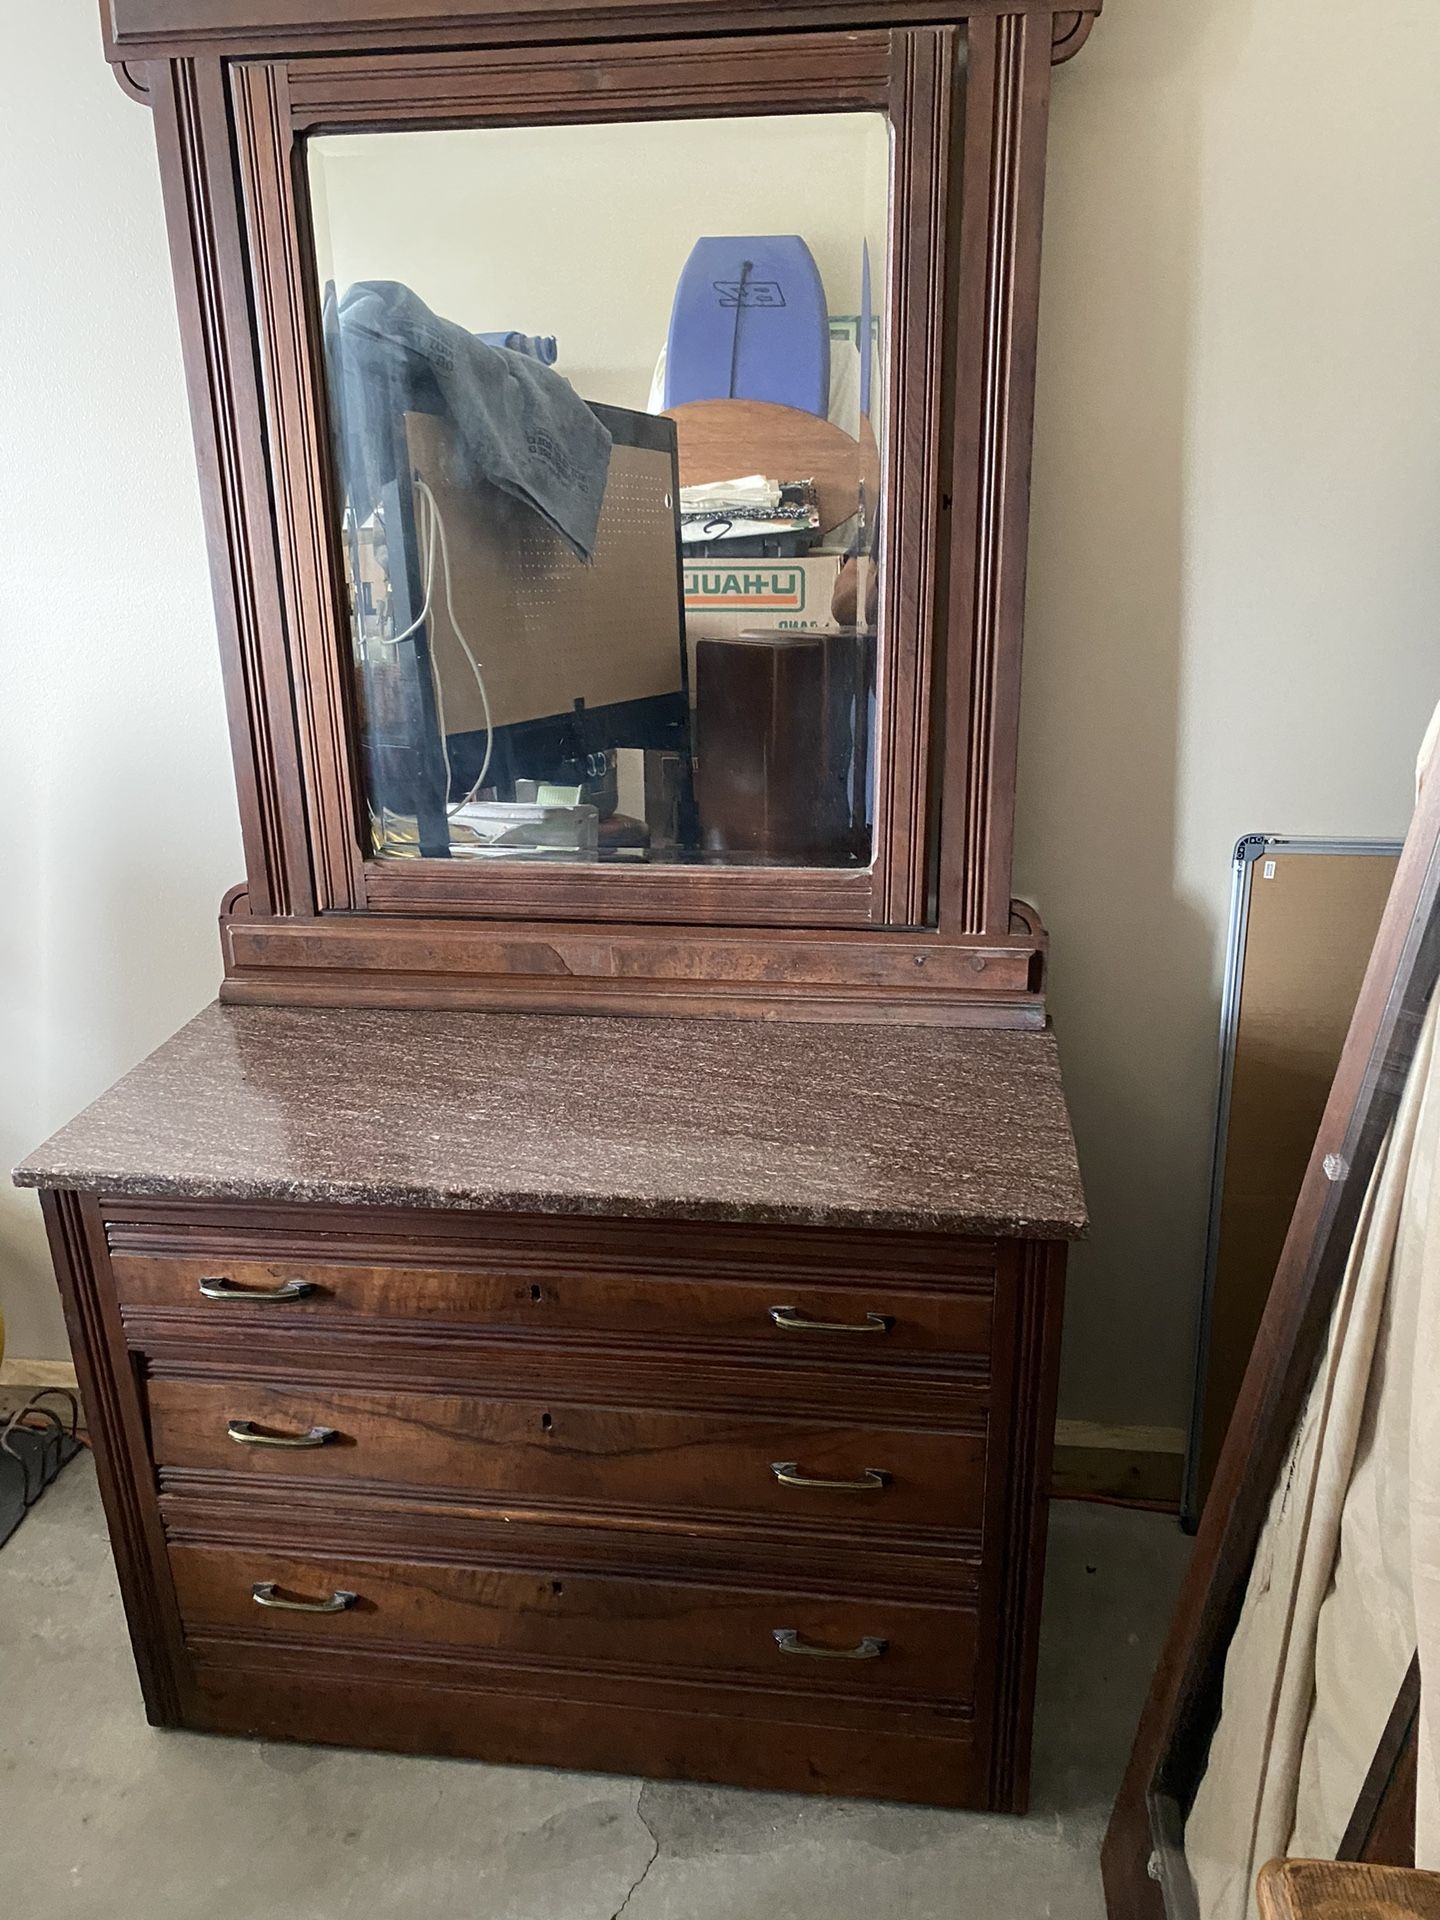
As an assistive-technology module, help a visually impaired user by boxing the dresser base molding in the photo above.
[217,895,1051,1028]
[187,1658,986,1806]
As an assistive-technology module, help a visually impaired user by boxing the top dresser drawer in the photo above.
[109,1246,995,1363]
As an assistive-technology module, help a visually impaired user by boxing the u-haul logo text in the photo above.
[683,567,805,613]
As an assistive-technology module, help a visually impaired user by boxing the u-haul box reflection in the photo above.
[682,557,848,641]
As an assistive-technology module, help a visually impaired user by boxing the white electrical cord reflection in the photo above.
[415,476,494,815]
[355,477,495,840]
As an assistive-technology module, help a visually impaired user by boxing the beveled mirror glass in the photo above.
[307,112,890,867]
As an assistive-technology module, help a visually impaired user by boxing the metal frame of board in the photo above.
[1181,834,1404,1531]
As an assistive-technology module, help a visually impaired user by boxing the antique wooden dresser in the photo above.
[17,0,1099,1809]
[20,1007,1083,1807]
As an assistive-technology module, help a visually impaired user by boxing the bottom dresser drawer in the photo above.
[183,1649,984,1806]
[168,1542,977,1706]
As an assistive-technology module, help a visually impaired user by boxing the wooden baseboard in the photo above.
[0,1358,79,1391]
[1051,1421,1186,1511]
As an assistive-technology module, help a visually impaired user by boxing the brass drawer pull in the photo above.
[769,1306,892,1335]
[198,1276,317,1303]
[773,1628,888,1661]
[228,1419,337,1450]
[771,1461,888,1492]
[252,1582,357,1614]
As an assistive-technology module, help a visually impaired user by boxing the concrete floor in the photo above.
[1,1459,1188,1919]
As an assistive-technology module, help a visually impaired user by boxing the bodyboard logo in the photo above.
[712,279,786,309]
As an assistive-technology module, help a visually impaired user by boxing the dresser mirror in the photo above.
[308,113,889,869]
[122,8,1074,1014]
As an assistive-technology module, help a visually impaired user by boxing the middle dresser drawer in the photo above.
[148,1379,985,1535]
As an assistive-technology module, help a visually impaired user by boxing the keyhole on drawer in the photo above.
[540,1411,553,1433]
[550,1579,565,1597]
[529,1284,543,1303]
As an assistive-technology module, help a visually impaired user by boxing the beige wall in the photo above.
[1018,0,1440,1427]
[3,0,1439,1452]
[0,4,241,1359]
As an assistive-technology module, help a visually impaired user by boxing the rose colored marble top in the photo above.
[15,1003,1086,1239]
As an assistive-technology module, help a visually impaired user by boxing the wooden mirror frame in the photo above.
[106,0,1099,1022]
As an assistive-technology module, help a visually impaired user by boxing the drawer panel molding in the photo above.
[102,1199,1002,1288]
[136,1330,990,1420]
[158,1484,983,1598]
